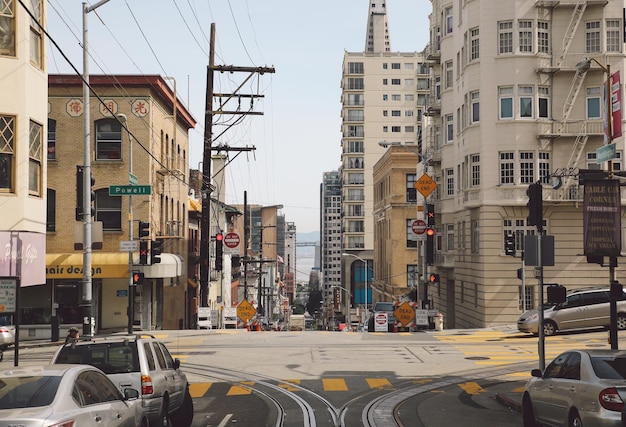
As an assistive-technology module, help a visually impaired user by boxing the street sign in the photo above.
[237,300,257,322]
[0,278,17,312]
[129,173,138,186]
[394,301,415,327]
[223,232,241,255]
[374,311,388,332]
[119,240,139,252]
[596,143,617,163]
[415,309,429,326]
[411,219,427,235]
[109,185,151,196]
[415,173,437,198]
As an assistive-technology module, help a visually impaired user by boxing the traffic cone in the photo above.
[256,323,262,331]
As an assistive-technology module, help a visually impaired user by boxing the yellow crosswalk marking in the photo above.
[366,378,392,389]
[323,378,348,391]
[458,381,485,395]
[279,379,300,391]
[227,382,254,396]
[189,382,212,398]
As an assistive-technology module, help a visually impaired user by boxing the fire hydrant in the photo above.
[433,312,444,331]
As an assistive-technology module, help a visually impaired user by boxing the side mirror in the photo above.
[174,358,181,370]
[531,368,542,378]
[124,388,140,400]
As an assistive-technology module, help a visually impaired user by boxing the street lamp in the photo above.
[342,253,368,324]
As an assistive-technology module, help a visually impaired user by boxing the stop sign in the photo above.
[411,219,427,235]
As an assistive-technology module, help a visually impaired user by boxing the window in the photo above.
[405,126,415,133]
[500,152,514,185]
[347,157,363,169]
[520,152,534,184]
[347,173,364,185]
[518,20,533,53]
[537,21,549,54]
[417,78,429,90]
[586,21,601,53]
[404,63,414,70]
[347,235,364,249]
[347,141,364,153]
[347,204,364,217]
[470,91,479,123]
[29,0,43,68]
[391,79,401,85]
[538,87,550,119]
[391,94,401,101]
[470,27,479,60]
[444,6,453,35]
[406,173,416,203]
[347,78,364,89]
[391,126,401,133]
[347,94,364,106]
[348,220,364,232]
[95,119,122,160]
[391,63,400,69]
[445,60,453,89]
[47,189,56,232]
[606,20,622,53]
[404,79,414,86]
[471,219,479,254]
[383,94,388,101]
[498,21,513,54]
[446,114,454,142]
[347,110,364,121]
[405,94,414,102]
[346,188,364,201]
[0,115,14,191]
[391,110,401,117]
[499,86,513,119]
[348,62,364,74]
[405,110,414,117]
[519,86,533,118]
[47,119,56,161]
[383,110,388,117]
[470,154,480,187]
[586,87,602,119]
[383,63,388,69]
[446,223,454,251]
[29,120,43,196]
[95,189,122,230]
[0,0,15,56]
[406,219,418,248]
[407,265,419,288]
[539,152,551,184]
[383,126,388,133]
[347,125,364,137]
[383,78,388,85]
[446,168,454,196]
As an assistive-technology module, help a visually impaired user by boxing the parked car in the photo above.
[367,302,397,332]
[0,364,147,427]
[523,349,626,427]
[517,287,626,336]
[51,333,193,427]
[0,315,15,351]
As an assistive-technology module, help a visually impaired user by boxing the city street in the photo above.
[7,325,620,426]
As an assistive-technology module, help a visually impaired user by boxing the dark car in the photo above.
[367,302,397,332]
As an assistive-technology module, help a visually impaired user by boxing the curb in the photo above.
[494,392,522,412]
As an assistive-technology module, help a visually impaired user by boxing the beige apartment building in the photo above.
[45,74,195,334]
[416,0,626,328]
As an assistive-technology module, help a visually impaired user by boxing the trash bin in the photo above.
[433,312,444,331]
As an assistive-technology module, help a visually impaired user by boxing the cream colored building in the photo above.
[420,0,626,328]
[45,74,195,334]
[0,1,48,337]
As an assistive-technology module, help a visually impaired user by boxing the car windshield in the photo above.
[591,356,626,379]
[0,375,61,409]
[375,303,394,312]
[56,342,140,374]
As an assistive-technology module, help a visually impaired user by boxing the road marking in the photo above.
[189,382,212,397]
[323,378,348,391]
[366,378,392,389]
[217,414,233,427]
[227,382,254,395]
[458,381,486,395]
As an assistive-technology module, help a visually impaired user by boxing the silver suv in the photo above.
[52,334,193,427]
[517,287,626,336]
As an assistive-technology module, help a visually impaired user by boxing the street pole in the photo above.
[82,0,111,337]
[364,260,368,325]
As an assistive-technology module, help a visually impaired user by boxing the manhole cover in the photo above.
[465,356,490,360]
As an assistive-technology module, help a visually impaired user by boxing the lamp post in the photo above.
[117,114,134,334]
[82,0,112,337]
[576,57,620,351]
[330,285,352,328]
[342,253,368,325]
[379,141,428,307]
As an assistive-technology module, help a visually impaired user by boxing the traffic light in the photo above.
[429,273,440,284]
[427,204,435,226]
[132,271,144,285]
[215,233,224,271]
[526,183,543,227]
[139,240,148,265]
[426,227,435,265]
[517,268,523,280]
[76,166,95,221]
[150,239,162,264]
[547,285,567,304]
[138,221,150,239]
[504,233,516,256]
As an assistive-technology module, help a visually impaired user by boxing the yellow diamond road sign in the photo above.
[414,173,437,198]
[237,300,257,322]
[394,301,415,327]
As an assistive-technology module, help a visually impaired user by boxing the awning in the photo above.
[139,253,184,279]
[46,253,129,279]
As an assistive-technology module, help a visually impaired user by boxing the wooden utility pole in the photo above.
[199,23,275,307]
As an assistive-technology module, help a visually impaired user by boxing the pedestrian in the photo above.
[65,327,79,344]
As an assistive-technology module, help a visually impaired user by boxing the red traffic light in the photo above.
[216,233,224,241]
[426,228,435,236]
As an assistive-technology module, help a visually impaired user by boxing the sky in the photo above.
[46,0,431,233]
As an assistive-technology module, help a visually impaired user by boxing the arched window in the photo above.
[95,118,122,160]
[95,189,122,230]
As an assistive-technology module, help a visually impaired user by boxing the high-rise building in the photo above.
[321,171,342,307]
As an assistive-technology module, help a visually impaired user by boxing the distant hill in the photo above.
[297,231,319,244]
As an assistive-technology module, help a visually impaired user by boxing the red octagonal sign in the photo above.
[411,219,427,235]
[224,232,240,249]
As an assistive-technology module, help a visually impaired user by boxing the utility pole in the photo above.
[200,23,275,307]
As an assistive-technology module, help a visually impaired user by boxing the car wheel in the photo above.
[569,409,582,427]
[543,320,557,336]
[170,388,194,427]
[617,314,626,330]
[522,394,539,427]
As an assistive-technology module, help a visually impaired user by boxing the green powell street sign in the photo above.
[109,185,152,196]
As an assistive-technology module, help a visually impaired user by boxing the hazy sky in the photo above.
[46,0,431,233]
